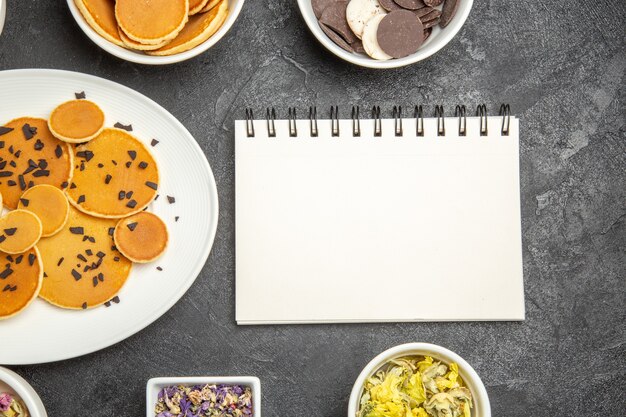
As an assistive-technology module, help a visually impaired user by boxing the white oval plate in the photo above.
[0,69,219,364]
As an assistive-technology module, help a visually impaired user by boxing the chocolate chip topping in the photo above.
[114,122,133,131]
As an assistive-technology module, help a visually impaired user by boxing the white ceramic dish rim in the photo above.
[0,0,6,36]
[0,68,219,364]
[66,0,245,65]
[347,343,491,417]
[296,0,474,69]
[0,367,48,417]
[146,376,261,417]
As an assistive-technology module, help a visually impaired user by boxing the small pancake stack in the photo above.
[75,0,229,56]
[0,94,169,320]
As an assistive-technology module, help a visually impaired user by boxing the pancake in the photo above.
[18,185,70,237]
[48,99,106,143]
[74,0,125,47]
[38,206,132,309]
[147,0,228,56]
[118,28,172,51]
[0,210,43,254]
[0,117,74,209]
[0,247,43,320]
[116,0,189,45]
[66,128,159,218]
[114,212,168,263]
[200,0,222,13]
[190,0,211,15]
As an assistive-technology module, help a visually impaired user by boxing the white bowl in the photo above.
[0,0,6,36]
[67,0,245,65]
[146,376,261,417]
[348,343,490,417]
[0,367,48,417]
[297,0,473,69]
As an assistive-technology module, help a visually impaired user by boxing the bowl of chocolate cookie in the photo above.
[298,0,473,69]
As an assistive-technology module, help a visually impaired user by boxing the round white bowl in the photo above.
[0,0,6,36]
[297,0,473,69]
[66,0,245,65]
[348,343,490,417]
[0,367,48,417]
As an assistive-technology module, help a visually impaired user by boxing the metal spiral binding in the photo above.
[499,104,510,136]
[352,106,361,137]
[372,106,382,137]
[476,104,488,136]
[309,106,318,137]
[435,105,445,136]
[414,105,424,137]
[330,106,340,137]
[247,104,510,138]
[266,107,276,137]
[288,107,297,137]
[245,108,255,137]
[393,106,403,136]
[455,105,466,137]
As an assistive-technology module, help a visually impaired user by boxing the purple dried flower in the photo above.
[0,393,12,412]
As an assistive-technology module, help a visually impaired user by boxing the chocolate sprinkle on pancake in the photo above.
[147,0,229,56]
[0,247,43,320]
[38,206,132,310]
[67,128,159,218]
[49,100,106,144]
[114,122,133,131]
[0,210,43,254]
[115,0,189,45]
[18,184,70,237]
[0,117,74,209]
[114,212,168,263]
[75,0,125,47]
[22,124,37,140]
[0,126,14,136]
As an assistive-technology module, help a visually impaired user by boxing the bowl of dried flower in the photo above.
[0,366,48,417]
[146,376,260,417]
[348,343,490,417]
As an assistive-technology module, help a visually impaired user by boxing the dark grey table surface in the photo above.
[1,0,625,416]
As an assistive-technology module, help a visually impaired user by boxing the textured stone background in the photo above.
[1,0,625,416]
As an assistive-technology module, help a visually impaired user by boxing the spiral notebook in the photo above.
[235,105,524,324]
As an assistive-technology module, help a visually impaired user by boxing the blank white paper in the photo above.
[235,116,524,324]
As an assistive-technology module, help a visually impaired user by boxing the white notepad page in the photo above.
[235,116,524,324]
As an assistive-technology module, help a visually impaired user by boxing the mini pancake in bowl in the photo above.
[115,0,189,45]
[147,0,229,56]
